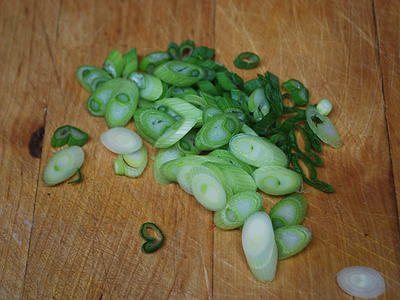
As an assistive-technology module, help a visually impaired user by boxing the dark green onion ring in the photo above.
[233,52,260,69]
[139,222,165,253]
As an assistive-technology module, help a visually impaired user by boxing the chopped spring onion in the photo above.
[316,98,333,116]
[177,129,201,155]
[216,71,237,91]
[248,88,270,121]
[103,49,124,78]
[123,145,148,168]
[202,106,223,123]
[105,79,139,128]
[190,165,227,211]
[214,191,263,230]
[122,48,138,78]
[76,65,112,93]
[140,222,165,253]
[133,108,176,144]
[100,127,143,154]
[139,51,171,73]
[86,80,118,117]
[178,40,196,57]
[177,165,196,194]
[274,225,312,259]
[183,94,209,110]
[154,118,197,148]
[306,106,342,148]
[43,146,85,186]
[51,125,89,147]
[253,166,303,195]
[282,79,309,106]
[336,266,385,299]
[128,72,163,101]
[160,155,208,182]
[208,149,255,175]
[154,98,203,126]
[153,146,183,185]
[114,154,146,177]
[269,193,308,229]
[154,61,205,87]
[242,211,278,282]
[195,114,241,151]
[229,134,288,167]
[233,52,260,69]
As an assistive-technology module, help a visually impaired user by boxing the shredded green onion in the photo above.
[51,125,89,147]
[274,225,312,260]
[139,222,165,253]
[43,146,85,186]
[233,52,260,69]
[269,193,308,229]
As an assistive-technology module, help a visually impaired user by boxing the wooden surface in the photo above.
[0,0,399,299]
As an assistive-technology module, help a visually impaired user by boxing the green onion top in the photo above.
[233,52,260,69]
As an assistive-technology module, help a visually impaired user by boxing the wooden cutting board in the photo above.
[1,0,399,299]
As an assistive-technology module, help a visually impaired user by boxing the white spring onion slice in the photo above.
[190,165,227,211]
[43,146,84,186]
[100,127,143,154]
[177,165,195,194]
[336,266,385,299]
[316,98,332,116]
[153,146,183,185]
[122,145,148,168]
[242,211,278,282]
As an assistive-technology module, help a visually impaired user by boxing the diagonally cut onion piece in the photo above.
[337,266,385,299]
[100,127,143,154]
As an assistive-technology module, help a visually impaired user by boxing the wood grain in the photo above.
[0,0,399,299]
[374,0,400,223]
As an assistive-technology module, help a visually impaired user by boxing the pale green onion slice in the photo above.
[154,98,203,126]
[269,193,308,229]
[153,146,183,185]
[214,191,263,230]
[103,49,124,78]
[160,155,208,182]
[229,134,288,167]
[201,162,234,198]
[253,166,303,195]
[211,162,257,194]
[122,145,148,168]
[306,106,342,148]
[76,65,111,93]
[336,266,385,299]
[242,211,278,282]
[129,72,163,101]
[43,146,85,186]
[190,165,227,211]
[316,98,333,116]
[177,165,196,194]
[275,225,312,260]
[248,88,270,121]
[183,94,208,110]
[101,127,143,154]
[154,118,197,148]
[105,96,135,128]
[86,81,118,117]
[203,106,223,123]
[208,149,255,175]
[154,61,205,87]
[114,155,146,177]
[177,129,201,155]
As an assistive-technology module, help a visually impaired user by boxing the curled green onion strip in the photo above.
[233,52,260,69]
[51,125,89,147]
[139,222,165,253]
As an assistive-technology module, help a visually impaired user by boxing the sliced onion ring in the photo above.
[336,266,385,299]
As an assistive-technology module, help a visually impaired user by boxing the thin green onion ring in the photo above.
[139,222,165,253]
[233,52,260,69]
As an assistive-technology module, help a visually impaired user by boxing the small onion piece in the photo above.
[336,266,385,299]
[100,127,143,154]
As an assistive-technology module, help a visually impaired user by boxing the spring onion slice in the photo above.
[133,108,176,144]
[233,52,260,69]
[178,40,196,57]
[103,49,124,78]
[306,106,342,148]
[51,125,89,147]
[160,155,208,182]
[138,99,156,109]
[216,71,237,91]
[177,129,201,155]
[86,81,116,117]
[190,165,227,211]
[196,80,220,96]
[123,145,148,168]
[253,166,303,195]
[154,98,203,126]
[76,65,112,93]
[229,134,288,167]
[211,162,257,194]
[269,194,308,229]
[101,127,143,154]
[203,106,223,123]
[154,118,197,148]
[168,87,197,98]
[153,146,183,185]
[114,154,146,177]
[154,61,205,87]
[275,225,312,260]
[248,88,270,121]
[139,51,171,73]
[195,114,241,151]
[336,266,385,299]
[128,72,163,101]
[140,222,165,253]
[177,165,196,194]
[316,98,333,116]
[122,48,138,78]
[182,95,208,110]
[43,146,85,186]
[243,78,264,95]
[214,191,263,230]
[242,211,278,282]
[208,149,255,175]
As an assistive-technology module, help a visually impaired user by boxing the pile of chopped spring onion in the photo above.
[45,40,348,281]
